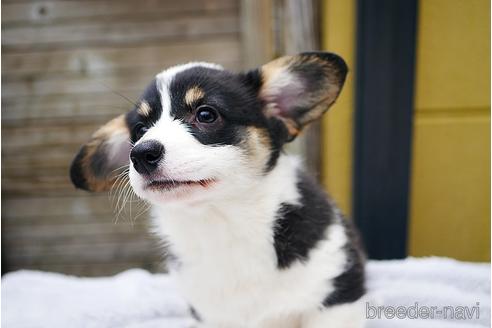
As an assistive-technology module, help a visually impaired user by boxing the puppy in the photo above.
[70,52,366,328]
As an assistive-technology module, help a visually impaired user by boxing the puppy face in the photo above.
[70,53,347,203]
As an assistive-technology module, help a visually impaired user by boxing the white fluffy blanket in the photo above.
[2,257,490,328]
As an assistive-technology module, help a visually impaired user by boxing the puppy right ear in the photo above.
[70,114,131,192]
[256,52,348,142]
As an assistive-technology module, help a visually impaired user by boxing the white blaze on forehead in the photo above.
[155,62,224,120]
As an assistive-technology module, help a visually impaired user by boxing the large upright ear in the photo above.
[70,114,131,192]
[259,52,348,141]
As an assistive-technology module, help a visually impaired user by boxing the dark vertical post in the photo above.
[353,0,418,259]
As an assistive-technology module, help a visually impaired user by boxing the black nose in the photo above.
[130,140,164,175]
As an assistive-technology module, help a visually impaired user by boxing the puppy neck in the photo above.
[149,154,302,269]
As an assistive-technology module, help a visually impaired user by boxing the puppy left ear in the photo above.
[70,114,131,192]
[259,52,348,141]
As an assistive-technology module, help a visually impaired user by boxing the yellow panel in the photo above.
[410,0,491,262]
[415,0,491,110]
[408,112,491,261]
[320,0,356,216]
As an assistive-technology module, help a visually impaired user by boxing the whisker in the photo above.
[96,81,139,108]
[109,170,129,206]
[120,181,135,224]
[110,164,130,175]
[133,202,152,222]
[114,180,131,223]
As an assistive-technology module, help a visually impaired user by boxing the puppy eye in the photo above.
[196,105,219,124]
[134,123,148,139]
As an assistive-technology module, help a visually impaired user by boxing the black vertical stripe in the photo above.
[353,0,418,259]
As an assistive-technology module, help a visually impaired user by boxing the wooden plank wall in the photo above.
[2,0,243,276]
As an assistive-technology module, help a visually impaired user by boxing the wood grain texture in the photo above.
[2,0,243,276]
[3,39,240,79]
[2,0,238,25]
[3,15,239,51]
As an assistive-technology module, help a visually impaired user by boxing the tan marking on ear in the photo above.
[137,101,152,117]
[260,55,299,121]
[259,53,346,138]
[280,118,301,137]
[91,114,127,139]
[260,56,292,87]
[80,114,129,192]
[185,86,205,106]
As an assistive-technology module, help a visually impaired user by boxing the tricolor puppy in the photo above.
[70,52,366,328]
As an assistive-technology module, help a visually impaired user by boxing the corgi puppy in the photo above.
[70,52,366,328]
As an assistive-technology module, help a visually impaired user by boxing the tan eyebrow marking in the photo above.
[137,101,152,117]
[185,86,205,106]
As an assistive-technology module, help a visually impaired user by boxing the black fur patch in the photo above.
[322,218,366,306]
[273,172,337,269]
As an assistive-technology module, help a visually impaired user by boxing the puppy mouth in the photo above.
[145,178,216,191]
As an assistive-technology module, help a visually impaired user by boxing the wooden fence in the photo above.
[2,0,243,276]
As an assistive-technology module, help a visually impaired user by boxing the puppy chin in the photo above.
[129,167,217,205]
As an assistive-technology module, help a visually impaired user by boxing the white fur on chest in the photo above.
[149,156,348,326]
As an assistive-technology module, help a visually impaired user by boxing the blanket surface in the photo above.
[2,257,490,328]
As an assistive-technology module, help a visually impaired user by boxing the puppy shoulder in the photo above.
[272,170,341,269]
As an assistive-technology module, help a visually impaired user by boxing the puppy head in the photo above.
[70,52,347,203]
